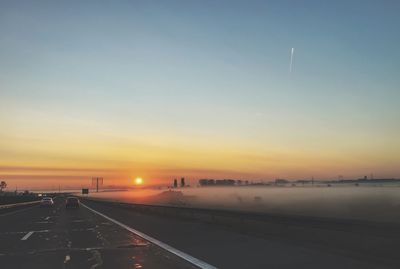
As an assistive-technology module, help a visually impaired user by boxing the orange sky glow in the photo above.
[1,1,399,190]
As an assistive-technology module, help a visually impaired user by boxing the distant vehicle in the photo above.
[65,197,80,209]
[40,197,54,207]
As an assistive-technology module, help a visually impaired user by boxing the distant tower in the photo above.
[180,177,185,187]
[173,179,178,188]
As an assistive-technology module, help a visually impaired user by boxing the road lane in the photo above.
[0,195,198,269]
[82,199,400,269]
[3,195,400,268]
[81,202,217,269]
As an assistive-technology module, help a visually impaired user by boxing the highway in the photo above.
[1,196,400,269]
[0,196,199,269]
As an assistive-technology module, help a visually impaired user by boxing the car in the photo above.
[65,197,80,209]
[40,197,54,207]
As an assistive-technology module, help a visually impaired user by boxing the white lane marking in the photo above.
[1,229,49,235]
[64,255,71,263]
[21,231,34,241]
[81,203,218,269]
[45,216,50,220]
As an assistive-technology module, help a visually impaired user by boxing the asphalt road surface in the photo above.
[82,199,400,269]
[1,196,400,269]
[0,196,199,269]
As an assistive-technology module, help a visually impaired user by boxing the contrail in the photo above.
[289,47,294,73]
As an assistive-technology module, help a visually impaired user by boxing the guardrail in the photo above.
[0,200,40,210]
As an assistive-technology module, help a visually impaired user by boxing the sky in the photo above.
[0,0,399,189]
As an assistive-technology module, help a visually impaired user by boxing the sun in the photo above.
[134,177,143,185]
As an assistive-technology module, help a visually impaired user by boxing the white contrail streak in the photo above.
[289,47,294,73]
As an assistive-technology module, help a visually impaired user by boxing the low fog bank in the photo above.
[85,186,400,223]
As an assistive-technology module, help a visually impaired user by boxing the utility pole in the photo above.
[92,177,103,192]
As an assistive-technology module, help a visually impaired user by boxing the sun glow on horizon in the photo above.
[134,177,143,185]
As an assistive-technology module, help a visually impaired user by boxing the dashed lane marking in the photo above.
[1,230,49,235]
[64,254,71,263]
[21,231,34,241]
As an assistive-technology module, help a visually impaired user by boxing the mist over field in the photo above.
[84,186,400,223]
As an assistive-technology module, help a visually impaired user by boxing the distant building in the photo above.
[215,179,235,186]
[275,179,289,185]
[198,179,235,186]
[199,179,215,186]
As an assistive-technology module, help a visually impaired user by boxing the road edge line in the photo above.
[81,202,218,269]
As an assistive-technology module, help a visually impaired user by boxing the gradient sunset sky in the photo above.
[1,1,399,189]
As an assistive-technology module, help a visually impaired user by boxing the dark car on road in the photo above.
[65,197,80,209]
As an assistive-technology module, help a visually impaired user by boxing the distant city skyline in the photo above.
[1,1,399,189]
